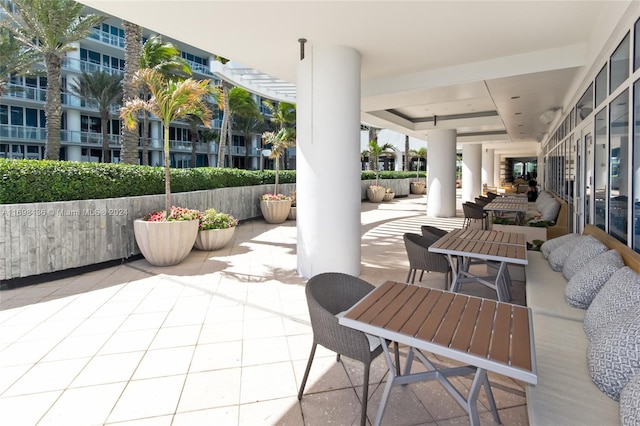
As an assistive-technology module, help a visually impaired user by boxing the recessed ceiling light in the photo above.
[515,112,522,115]
[511,96,520,99]
[518,124,523,127]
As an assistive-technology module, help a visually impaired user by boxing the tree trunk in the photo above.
[217,83,230,167]
[163,124,171,214]
[101,109,111,163]
[404,135,410,171]
[141,87,150,165]
[43,53,62,160]
[121,21,142,165]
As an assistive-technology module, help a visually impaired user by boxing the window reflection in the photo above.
[594,108,608,230]
[609,89,629,243]
[634,80,640,252]
[610,32,630,93]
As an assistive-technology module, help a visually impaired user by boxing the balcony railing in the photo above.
[5,85,47,102]
[62,58,124,76]
[186,60,214,76]
[88,27,126,49]
[0,125,46,141]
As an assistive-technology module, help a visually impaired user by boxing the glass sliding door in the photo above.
[633,79,640,252]
[594,108,608,230]
[609,89,629,243]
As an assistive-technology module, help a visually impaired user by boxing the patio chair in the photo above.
[474,196,490,207]
[463,202,488,230]
[486,191,499,200]
[403,233,451,286]
[298,272,386,426]
[420,225,448,239]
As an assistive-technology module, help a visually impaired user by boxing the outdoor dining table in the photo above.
[483,197,529,225]
[428,228,528,301]
[339,280,537,426]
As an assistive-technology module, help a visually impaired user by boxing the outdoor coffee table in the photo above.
[339,280,537,426]
[429,228,528,301]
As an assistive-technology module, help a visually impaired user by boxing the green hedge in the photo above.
[0,159,420,204]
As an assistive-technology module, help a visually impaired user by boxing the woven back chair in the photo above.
[403,233,451,286]
[463,202,488,230]
[486,191,499,200]
[420,225,448,239]
[298,272,384,426]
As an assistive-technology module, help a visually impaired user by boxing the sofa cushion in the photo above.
[620,372,640,425]
[588,303,640,401]
[540,233,580,259]
[540,198,561,221]
[584,266,640,340]
[565,249,624,309]
[525,251,585,321]
[562,235,609,280]
[548,236,585,272]
[526,313,619,425]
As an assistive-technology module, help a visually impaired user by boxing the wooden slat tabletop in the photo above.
[341,281,537,384]
[429,229,527,263]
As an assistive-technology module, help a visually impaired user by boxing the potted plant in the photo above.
[260,193,292,224]
[409,147,427,194]
[364,139,395,202]
[194,208,238,250]
[133,206,201,266]
[121,69,213,265]
[383,187,395,201]
[260,127,295,223]
[288,191,297,220]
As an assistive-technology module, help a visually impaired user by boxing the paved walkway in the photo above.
[0,194,528,425]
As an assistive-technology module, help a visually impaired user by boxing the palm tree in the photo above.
[365,139,396,186]
[185,93,218,167]
[69,71,123,163]
[410,147,428,179]
[0,0,104,160]
[226,87,262,166]
[120,21,142,165]
[216,85,260,167]
[121,69,212,214]
[0,28,38,96]
[404,135,410,171]
[263,127,295,194]
[139,35,192,165]
[262,100,296,168]
[234,114,266,168]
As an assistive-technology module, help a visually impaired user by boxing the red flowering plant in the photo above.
[144,206,202,222]
[260,193,291,201]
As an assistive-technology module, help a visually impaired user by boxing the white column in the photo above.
[394,150,402,171]
[297,44,361,278]
[482,147,495,187]
[426,129,457,217]
[494,152,502,187]
[462,144,482,202]
[67,145,82,162]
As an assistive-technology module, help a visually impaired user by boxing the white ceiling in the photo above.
[80,0,633,154]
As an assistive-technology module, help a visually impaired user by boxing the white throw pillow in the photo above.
[588,303,640,401]
[565,249,624,309]
[548,236,585,272]
[540,233,580,259]
[583,267,640,340]
[562,235,609,280]
[620,373,640,425]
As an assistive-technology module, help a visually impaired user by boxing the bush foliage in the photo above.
[0,159,421,204]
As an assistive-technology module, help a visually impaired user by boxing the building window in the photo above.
[594,108,608,230]
[609,89,629,243]
[576,83,594,125]
[610,32,630,93]
[635,18,640,72]
[81,115,101,133]
[595,64,608,107]
[633,79,640,252]
[0,105,7,125]
[10,106,23,126]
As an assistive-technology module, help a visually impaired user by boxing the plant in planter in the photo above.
[194,208,238,251]
[260,127,295,224]
[409,147,427,194]
[288,191,297,220]
[364,139,395,202]
[121,69,213,265]
[383,187,395,201]
[133,206,202,266]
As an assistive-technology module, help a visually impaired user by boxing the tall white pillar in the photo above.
[394,150,402,171]
[426,129,457,217]
[462,144,482,202]
[494,152,502,187]
[297,44,361,278]
[482,147,495,187]
[67,146,82,162]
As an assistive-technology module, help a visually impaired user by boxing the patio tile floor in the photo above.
[0,194,528,425]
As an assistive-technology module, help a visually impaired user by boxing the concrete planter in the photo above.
[410,181,426,194]
[133,219,199,266]
[260,199,292,224]
[194,227,236,251]
[367,186,386,202]
[383,192,395,201]
[288,206,297,220]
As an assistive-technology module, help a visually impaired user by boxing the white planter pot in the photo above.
[133,219,198,266]
[288,206,297,220]
[410,182,426,194]
[367,187,386,202]
[260,199,292,224]
[194,227,236,251]
[383,192,395,201]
